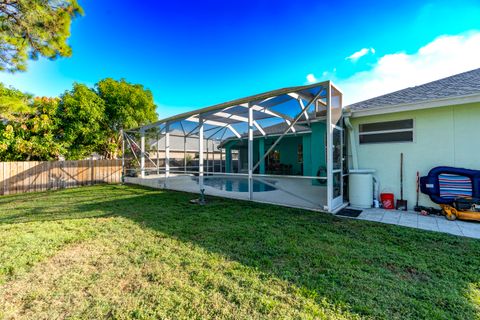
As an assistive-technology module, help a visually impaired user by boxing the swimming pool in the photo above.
[197,177,276,192]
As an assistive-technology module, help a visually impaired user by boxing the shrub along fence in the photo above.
[0,160,122,195]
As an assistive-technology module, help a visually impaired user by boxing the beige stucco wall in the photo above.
[349,102,480,208]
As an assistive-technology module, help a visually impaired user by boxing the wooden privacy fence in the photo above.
[0,160,122,195]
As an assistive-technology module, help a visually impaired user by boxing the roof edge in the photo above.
[348,92,480,118]
[346,67,480,111]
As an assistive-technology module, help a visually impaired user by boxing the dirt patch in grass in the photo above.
[0,226,357,319]
[0,241,110,319]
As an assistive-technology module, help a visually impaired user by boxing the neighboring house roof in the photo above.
[243,122,311,138]
[219,122,310,147]
[148,129,221,152]
[347,68,480,115]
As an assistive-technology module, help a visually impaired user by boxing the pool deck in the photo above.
[124,174,328,211]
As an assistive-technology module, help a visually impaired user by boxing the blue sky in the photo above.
[1,0,480,118]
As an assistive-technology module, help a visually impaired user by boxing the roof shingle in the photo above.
[347,68,480,111]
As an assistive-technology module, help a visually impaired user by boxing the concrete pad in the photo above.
[417,216,439,231]
[381,210,401,224]
[456,220,480,230]
[358,208,480,239]
[358,210,385,222]
[365,214,384,222]
[460,228,480,239]
[398,213,418,228]
[381,217,401,225]
[455,221,480,239]
[417,223,439,232]
[436,220,464,236]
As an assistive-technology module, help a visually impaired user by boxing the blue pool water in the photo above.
[199,177,276,192]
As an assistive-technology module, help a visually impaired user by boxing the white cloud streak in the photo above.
[346,47,375,61]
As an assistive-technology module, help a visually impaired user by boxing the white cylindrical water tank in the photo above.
[349,169,375,208]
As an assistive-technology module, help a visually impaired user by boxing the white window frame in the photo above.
[358,118,415,144]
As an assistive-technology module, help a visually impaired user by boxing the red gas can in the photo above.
[380,193,395,209]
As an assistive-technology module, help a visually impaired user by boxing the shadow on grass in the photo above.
[1,184,479,319]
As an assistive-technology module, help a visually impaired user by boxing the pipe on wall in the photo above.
[344,116,359,170]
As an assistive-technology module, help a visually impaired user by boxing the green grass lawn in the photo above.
[0,185,479,319]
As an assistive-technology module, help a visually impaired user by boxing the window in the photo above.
[297,144,303,163]
[359,119,414,144]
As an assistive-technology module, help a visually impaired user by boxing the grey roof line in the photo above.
[347,68,480,111]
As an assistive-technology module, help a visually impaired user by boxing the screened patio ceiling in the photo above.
[130,81,330,139]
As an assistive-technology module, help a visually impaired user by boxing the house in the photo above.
[126,68,480,212]
[346,67,480,208]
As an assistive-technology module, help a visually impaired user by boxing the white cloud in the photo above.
[306,69,338,84]
[336,31,480,105]
[306,73,318,83]
[346,47,375,61]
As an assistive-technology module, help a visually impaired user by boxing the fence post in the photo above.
[1,162,4,195]
[90,158,94,185]
[47,161,52,190]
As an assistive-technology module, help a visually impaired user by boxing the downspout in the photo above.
[344,116,358,170]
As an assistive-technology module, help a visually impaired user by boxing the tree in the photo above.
[57,83,106,160]
[96,78,157,159]
[0,0,83,72]
[0,79,158,161]
[0,97,65,160]
[0,82,33,119]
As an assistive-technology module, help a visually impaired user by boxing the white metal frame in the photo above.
[329,125,344,210]
[326,83,345,212]
[125,81,344,212]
